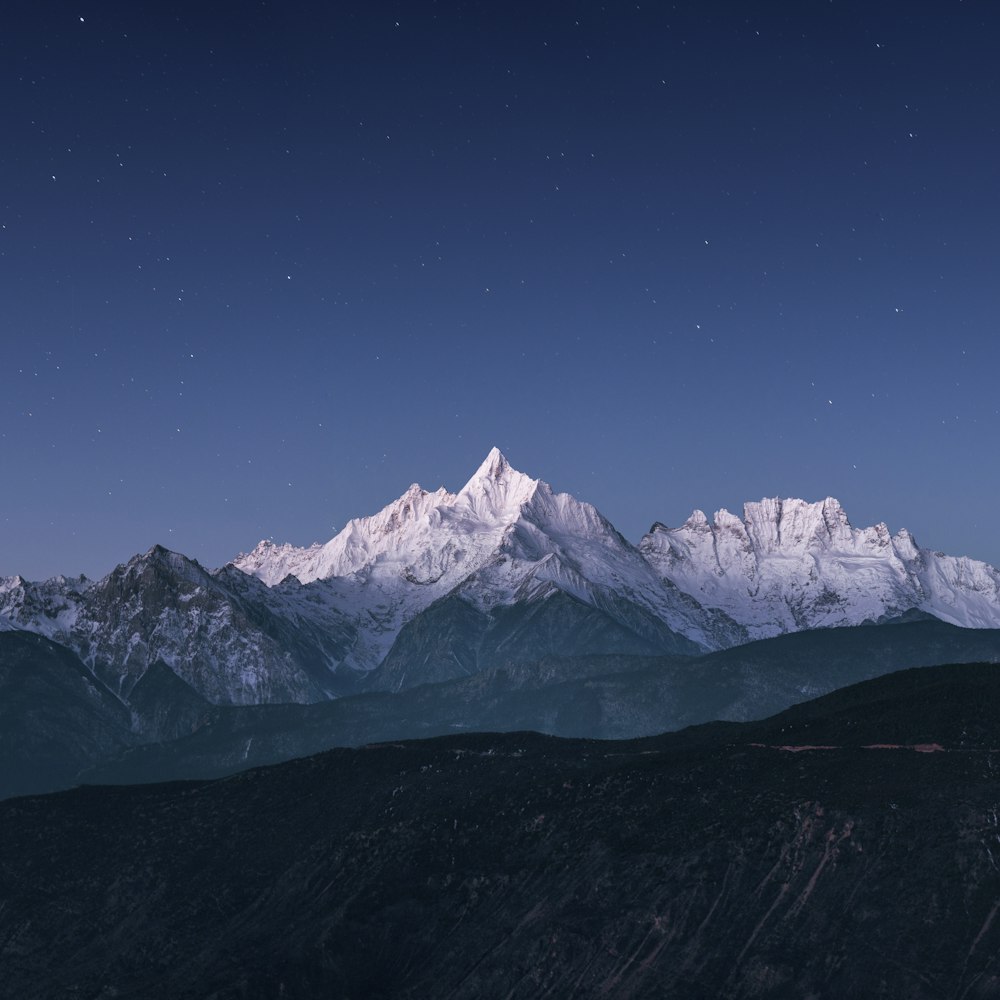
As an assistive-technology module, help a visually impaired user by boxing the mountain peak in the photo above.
[459,448,538,520]
[136,545,206,572]
[475,446,512,481]
[685,509,711,529]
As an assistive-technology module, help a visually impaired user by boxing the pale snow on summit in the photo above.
[232,447,744,665]
[235,448,533,588]
[640,496,1000,637]
[233,453,1000,657]
[6,450,1000,708]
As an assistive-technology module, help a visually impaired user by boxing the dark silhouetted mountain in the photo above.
[368,589,701,692]
[126,660,212,740]
[3,663,1000,999]
[0,630,133,799]
[84,618,1000,789]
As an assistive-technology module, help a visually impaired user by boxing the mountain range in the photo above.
[2,449,1000,799]
[5,451,1000,994]
[3,448,1000,711]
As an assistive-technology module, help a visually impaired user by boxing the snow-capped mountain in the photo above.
[0,573,92,639]
[5,449,1000,707]
[1,547,360,705]
[1,450,733,703]
[640,496,1000,639]
[233,448,746,680]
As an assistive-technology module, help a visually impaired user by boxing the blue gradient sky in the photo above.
[3,1,999,579]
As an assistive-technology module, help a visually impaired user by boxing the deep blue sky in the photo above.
[3,1,999,580]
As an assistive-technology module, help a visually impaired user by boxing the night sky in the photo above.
[3,1,999,580]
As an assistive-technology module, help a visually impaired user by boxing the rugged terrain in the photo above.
[6,617,1000,798]
[3,449,1000,708]
[3,663,1000,999]
[81,617,1000,790]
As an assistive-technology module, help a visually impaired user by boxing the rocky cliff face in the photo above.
[1,547,360,705]
[640,496,1000,638]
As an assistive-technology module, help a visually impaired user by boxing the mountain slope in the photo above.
[368,589,701,692]
[0,630,134,798]
[5,451,1000,708]
[236,454,1000,670]
[2,547,361,705]
[231,448,744,682]
[4,663,1000,999]
[82,618,1000,790]
[642,496,1000,637]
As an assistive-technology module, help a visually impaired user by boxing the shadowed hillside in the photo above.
[2,663,1000,999]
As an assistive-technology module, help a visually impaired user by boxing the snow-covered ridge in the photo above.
[233,447,537,587]
[639,496,1000,637]
[0,573,91,639]
[232,446,741,661]
[234,455,1000,647]
[4,449,1000,707]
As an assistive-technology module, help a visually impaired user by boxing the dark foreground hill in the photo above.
[5,619,1000,799]
[0,631,133,798]
[3,663,1000,999]
[85,617,1000,789]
